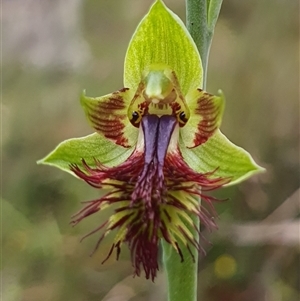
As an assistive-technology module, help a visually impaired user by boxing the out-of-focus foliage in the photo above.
[2,0,299,300]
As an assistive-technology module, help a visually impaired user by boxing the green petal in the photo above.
[181,89,225,148]
[80,89,138,148]
[124,0,203,95]
[38,133,134,175]
[179,130,265,185]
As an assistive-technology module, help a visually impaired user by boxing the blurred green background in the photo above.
[2,0,299,300]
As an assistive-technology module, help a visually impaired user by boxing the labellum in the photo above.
[69,68,228,280]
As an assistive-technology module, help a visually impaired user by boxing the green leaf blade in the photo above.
[207,0,223,31]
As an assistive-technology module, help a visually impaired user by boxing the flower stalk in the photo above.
[162,1,223,301]
[186,0,223,89]
[162,216,199,301]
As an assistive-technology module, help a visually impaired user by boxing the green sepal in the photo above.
[38,133,134,175]
[180,130,265,185]
[124,0,203,94]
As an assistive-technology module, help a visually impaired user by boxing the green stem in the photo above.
[162,1,223,301]
[186,0,223,89]
[186,0,209,89]
[162,214,199,301]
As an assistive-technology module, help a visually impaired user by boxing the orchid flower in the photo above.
[39,0,263,281]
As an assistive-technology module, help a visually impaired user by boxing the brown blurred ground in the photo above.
[2,0,299,300]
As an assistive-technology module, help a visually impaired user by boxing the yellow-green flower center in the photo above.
[127,65,190,128]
